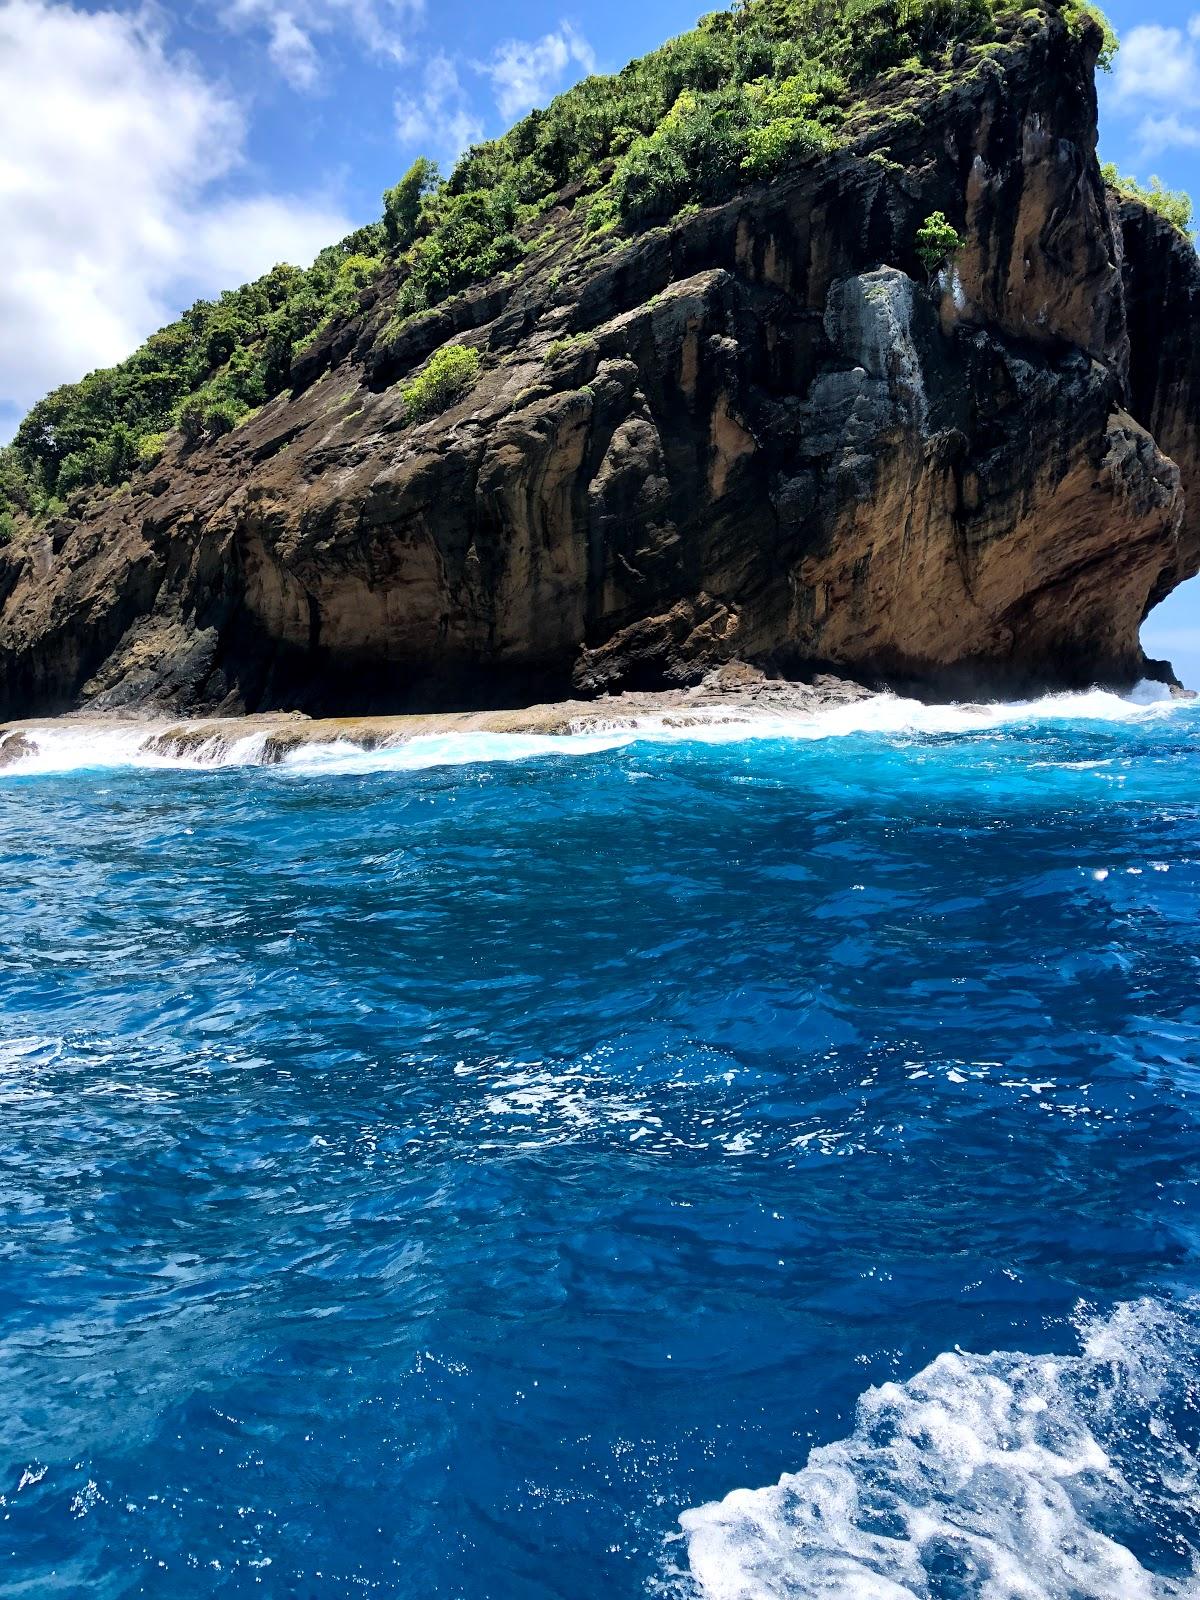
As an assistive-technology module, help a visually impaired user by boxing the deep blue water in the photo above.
[3,698,1200,1598]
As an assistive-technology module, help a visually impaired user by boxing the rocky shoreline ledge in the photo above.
[0,666,878,767]
[4,661,1192,770]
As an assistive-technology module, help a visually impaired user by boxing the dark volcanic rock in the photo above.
[0,8,1197,717]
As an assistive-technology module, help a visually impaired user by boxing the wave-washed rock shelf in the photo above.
[0,668,877,768]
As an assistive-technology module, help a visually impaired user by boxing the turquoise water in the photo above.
[2,692,1200,1597]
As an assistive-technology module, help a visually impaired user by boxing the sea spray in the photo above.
[680,1298,1200,1600]
[0,682,1185,778]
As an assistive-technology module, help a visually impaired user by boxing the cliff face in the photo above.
[1,8,1197,717]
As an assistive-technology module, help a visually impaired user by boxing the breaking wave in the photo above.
[680,1297,1200,1600]
[0,682,1187,778]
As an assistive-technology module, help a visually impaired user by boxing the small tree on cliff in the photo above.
[383,157,441,253]
[915,211,963,282]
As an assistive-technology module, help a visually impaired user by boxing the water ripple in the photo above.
[1,708,1199,1595]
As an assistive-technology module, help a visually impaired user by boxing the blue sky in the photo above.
[0,0,1197,680]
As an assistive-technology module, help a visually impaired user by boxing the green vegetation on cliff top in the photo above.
[0,0,1133,532]
[1101,165,1196,240]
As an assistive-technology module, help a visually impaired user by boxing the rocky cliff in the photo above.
[1,3,1197,717]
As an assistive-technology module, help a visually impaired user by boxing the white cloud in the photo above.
[1112,20,1200,106]
[1134,111,1200,154]
[188,194,354,285]
[265,12,322,91]
[218,0,422,92]
[481,21,595,123]
[1102,14,1200,160]
[393,21,596,170]
[0,0,352,427]
[395,52,483,163]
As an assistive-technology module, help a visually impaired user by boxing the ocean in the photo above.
[2,686,1199,1598]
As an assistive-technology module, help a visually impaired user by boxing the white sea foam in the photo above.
[0,682,1188,777]
[679,1297,1200,1600]
[281,729,635,773]
[0,723,270,774]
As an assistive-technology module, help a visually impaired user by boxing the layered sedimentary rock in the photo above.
[1,6,1197,717]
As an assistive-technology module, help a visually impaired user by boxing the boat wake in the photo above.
[679,1297,1200,1600]
[0,682,1187,777]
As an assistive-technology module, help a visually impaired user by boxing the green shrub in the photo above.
[223,345,268,408]
[397,186,526,314]
[1102,165,1195,238]
[137,431,171,467]
[56,448,100,497]
[613,135,690,221]
[383,157,440,251]
[331,254,384,315]
[204,397,244,437]
[175,396,207,444]
[613,90,745,222]
[742,115,833,176]
[584,193,620,232]
[0,447,34,514]
[753,64,848,118]
[915,209,963,272]
[400,344,482,423]
[544,333,597,363]
[175,392,246,443]
[98,421,138,484]
[1063,0,1118,69]
[0,508,16,545]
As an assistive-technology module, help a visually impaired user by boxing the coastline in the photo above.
[0,668,876,767]
[1,667,1192,773]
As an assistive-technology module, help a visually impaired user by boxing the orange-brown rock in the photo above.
[0,6,1196,717]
